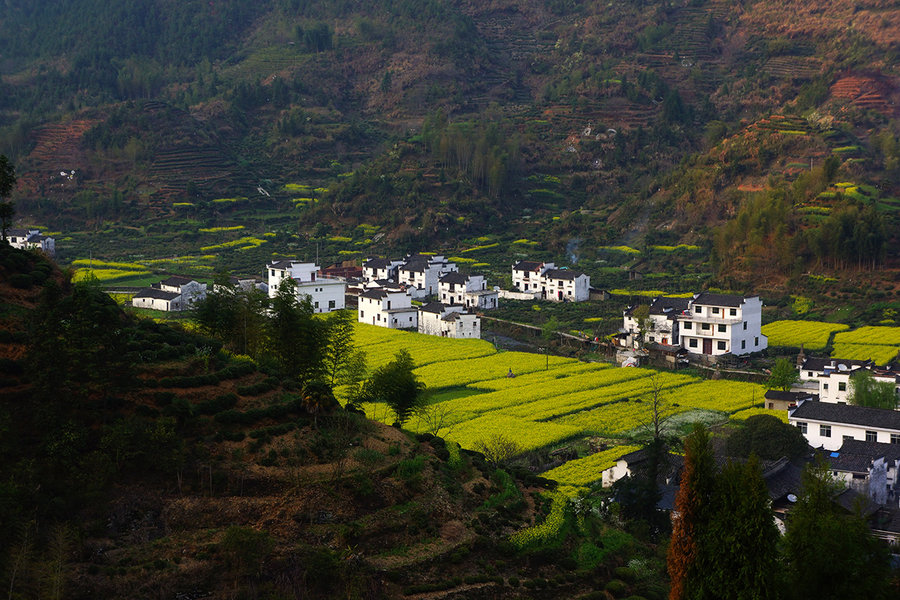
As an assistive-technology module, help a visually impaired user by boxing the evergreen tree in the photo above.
[361,349,425,426]
[667,424,715,600]
[0,154,16,241]
[783,457,892,600]
[695,456,781,600]
[266,277,328,382]
[768,358,798,392]
[322,309,357,385]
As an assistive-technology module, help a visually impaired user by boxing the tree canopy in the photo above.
[848,370,898,410]
[361,349,426,426]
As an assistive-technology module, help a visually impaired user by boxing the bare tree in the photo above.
[413,400,455,437]
[475,433,522,467]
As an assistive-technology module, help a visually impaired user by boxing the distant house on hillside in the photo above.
[7,228,55,256]
[266,260,346,313]
[418,302,480,339]
[623,296,691,347]
[510,260,590,302]
[438,272,498,310]
[132,276,206,312]
[397,254,458,299]
[362,257,404,283]
[358,288,417,329]
[678,292,766,356]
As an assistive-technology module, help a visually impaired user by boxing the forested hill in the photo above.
[1,0,899,290]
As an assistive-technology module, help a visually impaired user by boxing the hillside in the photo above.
[0,246,670,599]
[0,0,899,298]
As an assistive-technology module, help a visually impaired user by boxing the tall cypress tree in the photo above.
[667,424,715,600]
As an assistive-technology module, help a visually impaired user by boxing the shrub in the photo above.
[9,273,32,288]
[605,579,627,595]
[395,455,425,481]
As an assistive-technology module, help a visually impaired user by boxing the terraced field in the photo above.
[351,324,769,490]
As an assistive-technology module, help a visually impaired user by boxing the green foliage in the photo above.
[221,526,274,578]
[768,358,799,392]
[725,414,809,460]
[848,370,898,409]
[360,349,426,426]
[784,457,892,600]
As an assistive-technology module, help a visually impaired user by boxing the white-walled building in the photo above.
[132,275,206,312]
[132,288,184,311]
[510,260,589,302]
[511,260,554,293]
[7,228,55,255]
[397,255,458,298]
[623,297,691,347]
[541,268,590,302]
[418,302,481,339]
[362,257,404,283]
[678,292,766,356]
[358,288,417,329]
[266,260,346,314]
[828,439,900,506]
[439,272,499,310]
[797,357,900,405]
[789,400,900,451]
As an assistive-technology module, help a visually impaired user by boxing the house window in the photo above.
[649,336,655,342]
[689,339,698,348]
[741,340,746,350]
[891,434,900,444]
[866,431,878,442]
[808,372,813,377]
[797,422,807,434]
[360,311,364,318]
[314,301,319,309]
[838,382,846,392]
[712,307,719,314]
[743,321,747,330]
[823,383,829,390]
[683,321,692,330]
[730,308,737,316]
[695,306,702,314]
[701,323,710,331]
[754,337,759,346]
[328,300,336,309]
[820,425,831,438]
[843,435,854,442]
[718,324,726,333]
[717,341,726,351]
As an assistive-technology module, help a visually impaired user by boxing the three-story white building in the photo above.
[266,260,346,313]
[678,292,766,356]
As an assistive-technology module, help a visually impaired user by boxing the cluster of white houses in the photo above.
[7,228,55,255]
[510,260,590,302]
[620,292,768,357]
[133,276,208,312]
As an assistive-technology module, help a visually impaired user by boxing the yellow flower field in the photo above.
[352,324,770,489]
[761,320,849,350]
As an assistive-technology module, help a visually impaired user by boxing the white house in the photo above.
[358,288,417,329]
[439,272,499,310]
[789,400,900,451]
[362,257,404,283]
[678,292,766,356]
[827,439,900,506]
[7,228,55,255]
[132,288,184,311]
[397,255,458,299]
[132,276,207,311]
[266,260,346,314]
[540,268,590,302]
[418,302,481,339]
[511,260,554,293]
[623,296,692,347]
[797,357,900,405]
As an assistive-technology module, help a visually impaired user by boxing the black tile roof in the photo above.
[790,401,900,432]
[543,268,584,280]
[364,257,396,269]
[765,390,815,402]
[267,259,298,270]
[134,288,181,301]
[692,292,750,307]
[832,439,900,472]
[160,275,195,287]
[801,357,872,372]
[419,302,446,314]
[512,260,543,272]
[440,272,468,284]
[650,296,691,316]
[359,289,388,300]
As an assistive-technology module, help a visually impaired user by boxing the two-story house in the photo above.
[798,357,873,404]
[266,260,346,313]
[622,296,691,347]
[511,260,554,294]
[358,288,417,329]
[418,302,481,339]
[540,268,590,302]
[362,257,404,283]
[439,272,499,310]
[7,228,55,255]
[827,439,900,506]
[678,292,766,356]
[397,255,458,298]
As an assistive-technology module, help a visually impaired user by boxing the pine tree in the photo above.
[667,424,715,600]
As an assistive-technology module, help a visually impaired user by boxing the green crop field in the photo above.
[761,320,849,350]
[351,324,770,492]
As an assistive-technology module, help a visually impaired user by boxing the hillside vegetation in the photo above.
[0,0,898,302]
